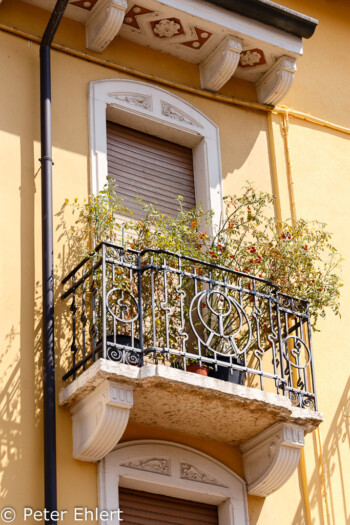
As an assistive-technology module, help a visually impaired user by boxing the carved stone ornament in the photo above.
[161,101,202,128]
[71,379,133,462]
[239,49,266,68]
[86,0,128,53]
[241,422,305,497]
[200,35,242,92]
[107,92,153,110]
[153,19,181,38]
[121,458,169,475]
[180,462,227,487]
[256,55,297,106]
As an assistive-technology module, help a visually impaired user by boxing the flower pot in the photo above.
[107,334,140,349]
[209,355,244,385]
[187,364,209,376]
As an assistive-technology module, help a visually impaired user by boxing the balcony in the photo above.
[59,242,322,494]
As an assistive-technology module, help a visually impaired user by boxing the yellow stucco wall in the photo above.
[0,0,349,523]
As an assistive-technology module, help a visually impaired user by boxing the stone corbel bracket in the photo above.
[86,0,128,53]
[71,380,133,462]
[241,422,304,497]
[200,36,242,92]
[256,55,297,106]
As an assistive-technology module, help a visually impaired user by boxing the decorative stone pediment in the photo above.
[241,422,305,496]
[108,92,153,110]
[180,462,227,487]
[160,101,202,128]
[121,458,170,474]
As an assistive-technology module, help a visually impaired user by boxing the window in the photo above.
[106,121,195,218]
[98,440,249,525]
[119,488,218,524]
[89,79,224,230]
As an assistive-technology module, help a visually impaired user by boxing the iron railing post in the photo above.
[137,253,144,366]
[102,243,107,359]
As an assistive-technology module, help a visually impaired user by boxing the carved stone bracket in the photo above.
[256,55,297,106]
[86,0,128,53]
[71,380,133,462]
[200,36,242,92]
[241,422,305,497]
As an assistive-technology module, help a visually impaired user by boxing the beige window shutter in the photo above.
[119,487,219,524]
[107,122,195,218]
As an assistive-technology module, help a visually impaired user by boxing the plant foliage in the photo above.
[64,181,342,331]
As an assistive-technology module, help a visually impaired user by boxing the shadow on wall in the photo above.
[0,137,41,504]
[0,330,22,501]
[247,494,265,525]
[54,203,88,389]
[221,110,268,180]
[292,377,350,525]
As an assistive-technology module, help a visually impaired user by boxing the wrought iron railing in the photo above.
[61,242,318,410]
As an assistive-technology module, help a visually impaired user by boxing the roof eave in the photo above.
[206,0,318,39]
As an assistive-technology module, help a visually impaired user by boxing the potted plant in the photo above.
[187,361,210,376]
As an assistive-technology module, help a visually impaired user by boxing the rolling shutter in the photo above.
[119,488,219,525]
[107,122,195,218]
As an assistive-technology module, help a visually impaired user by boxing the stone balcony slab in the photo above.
[59,358,323,445]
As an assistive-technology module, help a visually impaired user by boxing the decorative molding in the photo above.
[241,422,305,497]
[123,4,154,29]
[153,18,182,38]
[180,462,227,487]
[121,458,169,475]
[200,35,242,92]
[99,440,249,524]
[86,0,128,53]
[70,0,99,10]
[180,26,212,50]
[160,101,202,128]
[239,48,266,68]
[256,55,297,106]
[107,92,153,110]
[71,380,133,462]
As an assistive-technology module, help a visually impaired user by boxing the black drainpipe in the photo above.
[39,0,69,521]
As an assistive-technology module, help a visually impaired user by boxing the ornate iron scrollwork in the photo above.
[189,289,252,355]
[283,335,311,369]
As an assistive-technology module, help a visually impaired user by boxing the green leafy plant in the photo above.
[63,181,342,362]
[202,185,343,329]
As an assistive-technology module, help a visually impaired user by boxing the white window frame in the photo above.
[89,79,224,229]
[98,440,249,525]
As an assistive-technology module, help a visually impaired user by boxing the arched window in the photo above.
[89,79,223,228]
[98,440,249,524]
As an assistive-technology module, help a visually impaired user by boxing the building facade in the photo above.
[0,0,349,523]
